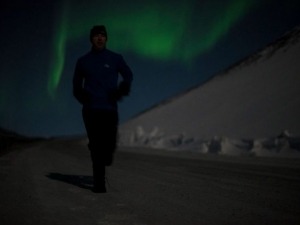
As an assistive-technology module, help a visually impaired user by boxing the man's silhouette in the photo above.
[73,25,133,193]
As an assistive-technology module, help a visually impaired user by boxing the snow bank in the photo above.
[119,127,300,158]
[119,27,300,148]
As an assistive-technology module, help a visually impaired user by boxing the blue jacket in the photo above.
[73,48,133,111]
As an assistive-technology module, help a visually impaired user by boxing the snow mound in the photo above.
[119,127,300,158]
[119,26,300,156]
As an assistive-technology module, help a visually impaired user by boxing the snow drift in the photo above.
[119,26,300,157]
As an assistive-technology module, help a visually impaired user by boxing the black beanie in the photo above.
[90,25,107,41]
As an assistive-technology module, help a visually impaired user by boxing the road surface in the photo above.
[0,138,300,225]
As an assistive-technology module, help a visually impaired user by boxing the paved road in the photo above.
[1,138,300,225]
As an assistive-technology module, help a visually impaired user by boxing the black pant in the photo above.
[82,108,118,186]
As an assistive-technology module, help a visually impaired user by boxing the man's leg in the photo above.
[82,109,106,192]
[102,111,118,166]
[91,156,106,193]
[82,109,118,193]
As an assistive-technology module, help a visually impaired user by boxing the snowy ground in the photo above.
[1,138,300,225]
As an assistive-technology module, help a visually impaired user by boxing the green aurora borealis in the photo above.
[48,0,257,97]
[3,0,300,136]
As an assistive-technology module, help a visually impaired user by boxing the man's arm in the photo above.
[73,60,86,104]
[117,56,133,99]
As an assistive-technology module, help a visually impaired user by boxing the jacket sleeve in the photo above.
[117,56,133,97]
[73,60,86,104]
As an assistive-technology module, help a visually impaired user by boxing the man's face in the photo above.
[91,33,107,50]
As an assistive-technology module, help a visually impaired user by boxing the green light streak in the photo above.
[47,1,68,99]
[182,0,257,61]
[106,4,189,61]
[48,0,257,98]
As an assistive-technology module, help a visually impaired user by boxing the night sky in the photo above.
[1,0,300,137]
